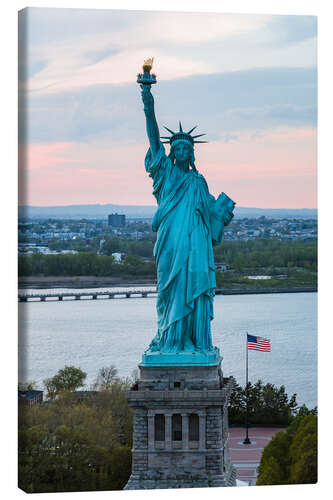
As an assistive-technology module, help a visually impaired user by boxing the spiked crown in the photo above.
[161,121,207,146]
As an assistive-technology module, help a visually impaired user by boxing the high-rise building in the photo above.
[108,213,126,227]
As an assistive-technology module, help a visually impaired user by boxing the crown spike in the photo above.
[163,126,175,135]
[187,126,197,135]
[162,123,208,146]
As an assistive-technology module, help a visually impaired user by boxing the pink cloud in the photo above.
[20,126,317,209]
[20,142,80,170]
[19,140,152,206]
[196,127,317,208]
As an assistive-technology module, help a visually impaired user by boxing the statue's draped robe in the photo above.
[146,144,227,353]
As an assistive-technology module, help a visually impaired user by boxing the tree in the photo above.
[229,379,298,426]
[91,380,133,447]
[288,414,317,484]
[92,366,119,391]
[43,366,87,399]
[256,456,285,485]
[123,254,144,267]
[101,237,122,255]
[48,238,60,251]
[108,446,132,490]
[257,414,317,485]
[233,251,245,272]
[18,381,37,391]
[19,366,134,493]
[18,424,55,493]
[257,431,290,485]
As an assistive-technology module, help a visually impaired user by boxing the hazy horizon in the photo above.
[19,8,317,209]
[20,202,317,210]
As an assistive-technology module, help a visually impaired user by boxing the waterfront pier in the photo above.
[18,286,316,302]
[18,289,158,302]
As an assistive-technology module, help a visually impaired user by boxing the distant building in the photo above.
[112,252,123,262]
[108,213,126,227]
[215,263,227,272]
[18,390,43,407]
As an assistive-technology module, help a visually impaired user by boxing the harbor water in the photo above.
[18,291,317,409]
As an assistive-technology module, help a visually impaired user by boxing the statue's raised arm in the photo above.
[141,86,160,157]
[137,58,160,157]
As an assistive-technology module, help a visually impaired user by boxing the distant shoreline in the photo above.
[215,287,317,295]
[18,204,318,220]
[18,276,317,294]
[18,276,156,289]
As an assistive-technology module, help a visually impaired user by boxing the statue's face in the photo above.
[173,142,192,164]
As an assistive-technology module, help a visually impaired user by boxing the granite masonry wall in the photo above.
[124,363,237,490]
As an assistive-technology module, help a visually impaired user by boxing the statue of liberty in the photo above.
[138,59,235,360]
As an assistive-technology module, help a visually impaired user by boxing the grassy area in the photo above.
[18,270,317,291]
[216,269,317,289]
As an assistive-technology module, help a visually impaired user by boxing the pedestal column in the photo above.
[165,413,172,451]
[181,413,189,450]
[147,410,155,450]
[199,411,206,450]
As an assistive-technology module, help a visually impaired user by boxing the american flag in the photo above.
[247,334,271,352]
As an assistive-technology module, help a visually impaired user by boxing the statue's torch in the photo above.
[137,58,157,88]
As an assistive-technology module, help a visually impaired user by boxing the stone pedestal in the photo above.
[124,358,236,490]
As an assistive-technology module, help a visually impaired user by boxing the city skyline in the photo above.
[18,8,317,209]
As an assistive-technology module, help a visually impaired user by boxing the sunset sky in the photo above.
[18,8,317,208]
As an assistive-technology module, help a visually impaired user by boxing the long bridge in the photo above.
[18,286,316,302]
[18,289,158,302]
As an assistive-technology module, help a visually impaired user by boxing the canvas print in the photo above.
[18,7,317,492]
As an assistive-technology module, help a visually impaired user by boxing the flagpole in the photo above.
[243,331,251,445]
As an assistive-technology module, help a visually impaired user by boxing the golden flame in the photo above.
[142,57,154,72]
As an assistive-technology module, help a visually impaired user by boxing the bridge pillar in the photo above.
[59,296,63,301]
[75,295,81,300]
[41,297,46,302]
[126,292,131,298]
[92,295,97,300]
[109,294,114,299]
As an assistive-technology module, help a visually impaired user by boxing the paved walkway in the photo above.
[228,427,285,486]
